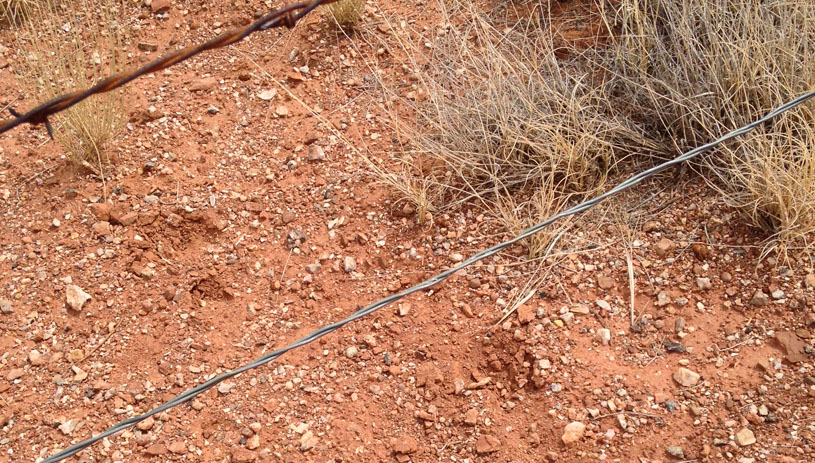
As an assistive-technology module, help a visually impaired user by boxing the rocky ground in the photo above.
[0,1,813,462]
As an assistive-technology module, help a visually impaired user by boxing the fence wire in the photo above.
[0,0,338,137]
[38,90,815,462]
[3,0,813,461]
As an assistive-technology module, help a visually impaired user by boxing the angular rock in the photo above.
[131,262,156,279]
[517,304,535,324]
[0,298,12,314]
[92,221,112,236]
[305,263,322,274]
[299,431,318,451]
[570,304,590,315]
[144,443,166,456]
[476,434,501,454]
[217,382,235,394]
[597,275,615,290]
[464,409,479,426]
[307,145,325,162]
[656,291,671,306]
[805,273,815,289]
[666,445,685,459]
[735,428,756,447]
[675,317,686,334]
[673,367,701,387]
[29,350,47,366]
[89,202,111,221]
[138,41,159,52]
[774,331,807,363]
[286,229,306,249]
[750,290,769,307]
[343,256,357,273]
[654,238,675,258]
[110,208,138,226]
[66,285,91,311]
[168,440,186,454]
[597,328,611,345]
[58,418,80,436]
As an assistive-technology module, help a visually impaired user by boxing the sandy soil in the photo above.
[0,1,813,462]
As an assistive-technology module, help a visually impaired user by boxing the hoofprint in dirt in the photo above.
[0,1,813,463]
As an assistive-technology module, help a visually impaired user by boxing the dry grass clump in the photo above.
[603,0,815,252]
[15,0,126,173]
[384,0,655,255]
[325,0,365,30]
[0,0,38,24]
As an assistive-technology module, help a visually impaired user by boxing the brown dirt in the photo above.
[0,1,813,463]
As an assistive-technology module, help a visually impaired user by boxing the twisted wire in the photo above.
[40,89,815,462]
[0,0,338,136]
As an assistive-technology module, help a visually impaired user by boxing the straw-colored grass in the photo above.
[14,0,126,173]
[325,0,365,30]
[0,0,38,24]
[382,0,656,255]
[603,0,815,254]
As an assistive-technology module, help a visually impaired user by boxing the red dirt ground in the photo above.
[0,1,813,463]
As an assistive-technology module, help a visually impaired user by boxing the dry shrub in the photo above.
[15,0,126,173]
[325,0,365,30]
[603,0,815,252]
[386,0,655,255]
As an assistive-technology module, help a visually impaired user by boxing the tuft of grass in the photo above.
[325,0,365,30]
[384,0,655,256]
[602,0,815,253]
[14,0,127,173]
[0,0,38,25]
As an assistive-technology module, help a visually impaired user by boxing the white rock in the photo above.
[597,328,611,345]
[673,367,701,387]
[343,256,357,273]
[59,419,81,436]
[735,428,756,447]
[561,421,585,445]
[66,285,91,311]
[258,89,277,101]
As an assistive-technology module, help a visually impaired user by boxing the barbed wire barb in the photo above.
[0,0,338,136]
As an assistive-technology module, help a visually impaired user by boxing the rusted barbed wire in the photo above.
[0,0,337,137]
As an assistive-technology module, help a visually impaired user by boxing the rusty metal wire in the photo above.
[0,0,338,137]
